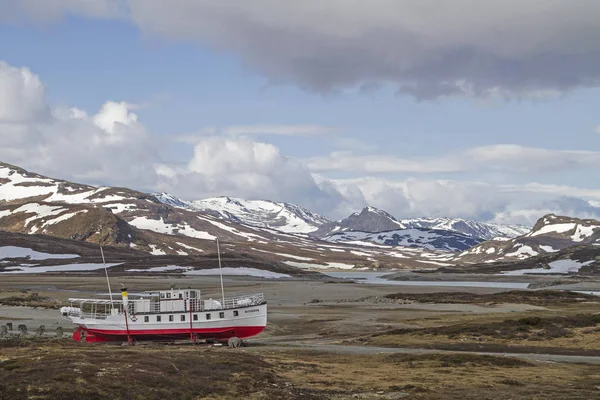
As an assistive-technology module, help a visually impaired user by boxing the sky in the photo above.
[0,0,600,225]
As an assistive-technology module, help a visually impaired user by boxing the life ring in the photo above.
[130,315,138,322]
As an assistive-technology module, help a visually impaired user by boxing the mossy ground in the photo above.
[1,339,600,400]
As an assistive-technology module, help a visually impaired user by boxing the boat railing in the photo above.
[65,293,266,318]
[220,293,266,310]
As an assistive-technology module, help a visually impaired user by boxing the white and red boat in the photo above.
[62,287,267,343]
[61,240,267,343]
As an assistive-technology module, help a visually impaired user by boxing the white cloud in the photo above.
[175,124,340,143]
[221,124,339,137]
[155,136,346,214]
[307,145,600,175]
[327,176,600,225]
[0,61,157,187]
[0,61,47,123]
[1,59,600,226]
[307,151,459,174]
[0,0,123,23]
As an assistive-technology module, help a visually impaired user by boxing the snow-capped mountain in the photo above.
[10,160,597,273]
[153,194,330,234]
[0,162,282,254]
[310,206,530,251]
[312,206,404,237]
[397,217,530,241]
[312,207,529,240]
[323,228,484,252]
[455,214,600,263]
[2,161,461,270]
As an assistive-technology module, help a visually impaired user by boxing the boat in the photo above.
[60,240,267,344]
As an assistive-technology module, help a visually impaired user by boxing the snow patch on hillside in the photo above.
[530,223,575,237]
[129,216,217,240]
[0,246,79,260]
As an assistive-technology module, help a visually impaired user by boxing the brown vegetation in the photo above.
[2,340,600,399]
[384,290,600,306]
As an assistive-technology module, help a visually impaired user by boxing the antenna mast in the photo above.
[216,238,225,306]
[100,246,114,308]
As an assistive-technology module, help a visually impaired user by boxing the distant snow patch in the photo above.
[505,244,538,258]
[284,261,355,270]
[2,263,120,274]
[501,259,594,275]
[148,244,166,255]
[197,216,267,242]
[185,267,290,278]
[572,225,597,242]
[42,210,88,227]
[350,250,373,257]
[126,265,193,272]
[272,252,313,261]
[176,242,204,253]
[0,246,79,260]
[419,260,453,266]
[539,245,558,253]
[530,223,575,237]
[129,216,216,240]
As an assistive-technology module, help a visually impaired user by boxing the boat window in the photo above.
[181,315,185,321]
[157,316,161,322]
[233,311,239,317]
[169,315,174,322]
[193,314,198,321]
[190,291,196,298]
[160,293,165,299]
[179,293,183,299]
[219,312,225,319]
[206,313,211,320]
[144,316,149,323]
[166,293,171,299]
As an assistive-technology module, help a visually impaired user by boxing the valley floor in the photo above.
[1,274,600,399]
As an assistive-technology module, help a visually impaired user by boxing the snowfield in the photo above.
[126,265,194,272]
[283,261,355,270]
[185,267,291,278]
[0,246,79,260]
[1,263,121,274]
[501,259,595,275]
[128,216,217,240]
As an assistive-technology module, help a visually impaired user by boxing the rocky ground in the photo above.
[1,274,600,399]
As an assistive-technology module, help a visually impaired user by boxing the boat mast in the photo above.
[216,238,225,306]
[100,246,114,308]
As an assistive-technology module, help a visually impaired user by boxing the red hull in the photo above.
[73,325,265,343]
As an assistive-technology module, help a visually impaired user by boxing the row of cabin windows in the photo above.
[143,311,237,323]
[159,291,197,299]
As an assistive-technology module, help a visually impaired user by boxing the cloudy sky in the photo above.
[1,0,600,225]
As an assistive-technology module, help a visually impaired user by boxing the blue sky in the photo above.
[1,1,600,224]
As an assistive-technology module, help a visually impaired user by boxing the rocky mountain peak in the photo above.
[313,206,404,236]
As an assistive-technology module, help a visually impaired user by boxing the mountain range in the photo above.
[154,194,529,249]
[1,161,599,275]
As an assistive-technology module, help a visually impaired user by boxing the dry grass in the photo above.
[366,312,600,354]
[2,340,600,399]
[266,350,600,399]
[0,340,326,400]
[384,290,600,306]
[0,292,64,309]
